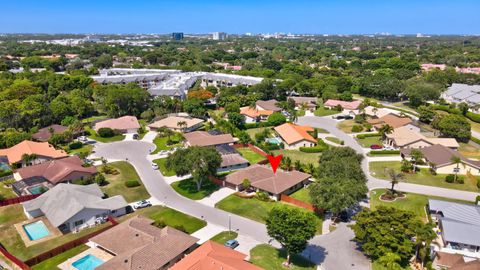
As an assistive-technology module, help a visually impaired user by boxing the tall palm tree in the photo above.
[385,168,404,194]
[378,124,394,139]
[450,155,462,182]
[372,107,378,117]
[294,160,302,171]
[177,121,187,132]
[410,149,424,172]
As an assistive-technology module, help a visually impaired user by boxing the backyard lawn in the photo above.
[250,244,316,270]
[210,231,238,244]
[237,147,266,164]
[459,142,480,160]
[153,158,176,176]
[370,189,473,222]
[0,205,112,261]
[84,126,125,143]
[171,178,219,200]
[31,244,89,270]
[98,161,150,203]
[134,206,206,234]
[337,120,363,133]
[151,134,183,154]
[245,127,272,139]
[272,149,320,165]
[289,187,312,204]
[369,161,480,192]
[356,135,383,148]
[215,195,322,234]
[314,106,339,117]
[0,180,17,200]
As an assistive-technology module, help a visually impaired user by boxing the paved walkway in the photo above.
[141,131,157,143]
[198,187,236,207]
[191,223,224,244]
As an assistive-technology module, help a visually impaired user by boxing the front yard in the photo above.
[369,161,480,192]
[0,205,112,261]
[85,126,125,143]
[370,189,473,222]
[152,158,176,176]
[337,120,363,133]
[171,178,219,200]
[356,135,383,148]
[215,194,322,234]
[250,244,316,270]
[272,149,321,165]
[98,161,150,203]
[237,147,266,164]
[133,205,206,234]
[314,106,339,117]
[151,134,183,154]
[67,144,93,157]
[210,231,238,244]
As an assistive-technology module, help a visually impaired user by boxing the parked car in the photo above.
[78,136,88,142]
[132,133,139,140]
[224,239,239,249]
[343,115,353,120]
[332,115,345,120]
[151,163,159,170]
[133,200,152,209]
[370,144,383,150]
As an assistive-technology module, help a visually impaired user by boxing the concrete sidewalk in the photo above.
[198,187,236,207]
[141,131,157,143]
[191,223,224,244]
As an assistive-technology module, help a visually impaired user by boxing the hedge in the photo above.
[125,180,141,188]
[0,170,13,178]
[430,104,462,115]
[69,141,83,150]
[244,122,275,129]
[356,133,381,139]
[466,111,480,123]
[369,150,400,155]
[471,137,480,145]
[97,127,115,138]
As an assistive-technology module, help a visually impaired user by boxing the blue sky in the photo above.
[1,0,479,34]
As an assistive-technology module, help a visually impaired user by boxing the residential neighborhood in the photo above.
[1,2,480,270]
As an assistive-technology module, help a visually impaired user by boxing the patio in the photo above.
[14,217,62,247]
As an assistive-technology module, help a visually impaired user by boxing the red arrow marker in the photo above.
[267,154,283,174]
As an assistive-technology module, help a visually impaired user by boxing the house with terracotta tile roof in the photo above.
[94,115,140,133]
[183,131,235,147]
[0,140,68,167]
[367,113,417,131]
[240,107,273,123]
[433,251,480,269]
[31,124,69,142]
[324,99,362,111]
[170,240,263,270]
[224,164,311,200]
[385,127,459,150]
[12,156,97,195]
[256,99,281,112]
[274,123,317,150]
[288,96,317,111]
[89,215,199,270]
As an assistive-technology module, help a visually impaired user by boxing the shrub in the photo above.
[0,170,13,178]
[299,147,323,153]
[174,224,187,233]
[256,191,271,202]
[154,220,166,228]
[125,180,140,188]
[356,133,381,139]
[445,174,455,183]
[69,141,83,150]
[476,195,480,204]
[456,176,464,184]
[466,112,480,123]
[97,127,115,138]
[471,136,480,145]
[477,179,480,189]
[351,125,363,133]
[369,150,400,155]
[267,112,287,126]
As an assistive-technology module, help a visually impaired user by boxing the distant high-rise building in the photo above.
[172,32,184,40]
[212,32,227,40]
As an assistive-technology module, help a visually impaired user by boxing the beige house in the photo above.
[274,123,317,150]
[148,115,204,132]
[385,127,459,150]
[401,144,480,175]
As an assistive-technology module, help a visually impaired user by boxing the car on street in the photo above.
[370,144,383,150]
[332,115,345,120]
[133,200,152,209]
[224,239,239,249]
[151,163,159,170]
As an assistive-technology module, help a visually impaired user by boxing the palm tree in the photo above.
[410,149,424,172]
[378,124,393,139]
[372,107,378,117]
[177,121,187,132]
[450,155,462,182]
[385,168,404,194]
[289,110,298,123]
[306,163,315,175]
[294,160,302,171]
[281,156,292,171]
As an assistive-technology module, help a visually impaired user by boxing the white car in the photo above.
[78,136,88,142]
[151,163,159,170]
[133,200,152,209]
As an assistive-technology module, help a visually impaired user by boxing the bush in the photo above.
[477,179,480,190]
[466,112,480,123]
[471,136,480,145]
[351,125,363,133]
[476,195,480,204]
[68,141,83,150]
[356,133,381,139]
[456,176,464,184]
[125,180,140,188]
[97,127,115,138]
[369,150,400,155]
[300,139,329,153]
[174,224,187,233]
[154,220,166,228]
[256,191,271,202]
[0,170,13,178]
[267,112,287,126]
[445,174,455,183]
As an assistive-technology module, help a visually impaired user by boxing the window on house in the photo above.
[74,219,84,226]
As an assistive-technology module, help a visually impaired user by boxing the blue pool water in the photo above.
[72,254,104,270]
[0,162,10,171]
[23,221,50,241]
[266,137,282,145]
[27,186,48,195]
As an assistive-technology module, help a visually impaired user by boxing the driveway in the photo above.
[303,223,371,270]
[297,116,480,201]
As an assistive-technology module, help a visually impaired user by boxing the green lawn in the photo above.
[459,142,480,160]
[153,158,176,176]
[31,244,89,270]
[134,206,206,234]
[151,134,183,154]
[98,161,150,203]
[215,195,322,234]
[314,106,339,117]
[210,231,238,244]
[337,119,363,133]
[0,180,17,200]
[245,127,272,139]
[85,126,125,143]
[0,205,112,261]
[237,147,266,164]
[250,244,316,270]
[67,144,93,157]
[356,135,383,148]
[369,161,480,192]
[325,136,342,145]
[370,189,473,222]
[289,187,312,204]
[171,178,220,200]
[272,149,321,165]
[81,115,108,124]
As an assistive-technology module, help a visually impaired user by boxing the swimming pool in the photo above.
[23,221,50,241]
[27,185,48,195]
[0,162,10,171]
[266,137,282,145]
[72,254,104,270]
